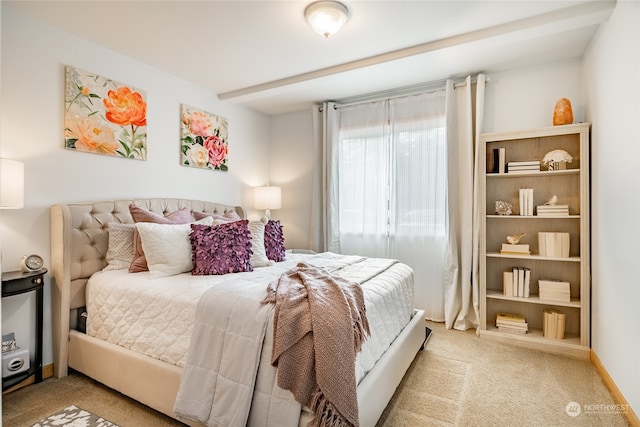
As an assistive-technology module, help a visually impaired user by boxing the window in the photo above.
[338,111,446,239]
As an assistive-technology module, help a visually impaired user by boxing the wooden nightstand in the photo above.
[1,268,47,391]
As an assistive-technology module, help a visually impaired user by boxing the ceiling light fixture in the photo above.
[305,1,350,38]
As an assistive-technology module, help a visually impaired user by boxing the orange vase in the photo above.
[553,98,573,126]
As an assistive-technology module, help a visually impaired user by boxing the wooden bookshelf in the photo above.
[478,123,590,359]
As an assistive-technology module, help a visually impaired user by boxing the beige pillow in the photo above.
[192,210,241,222]
[104,222,135,271]
[136,217,214,278]
[248,218,275,268]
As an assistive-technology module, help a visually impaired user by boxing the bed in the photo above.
[50,198,426,427]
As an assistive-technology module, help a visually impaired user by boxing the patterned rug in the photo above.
[31,405,119,427]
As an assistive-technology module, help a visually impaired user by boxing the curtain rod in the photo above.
[319,76,489,111]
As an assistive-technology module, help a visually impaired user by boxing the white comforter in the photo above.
[86,252,414,425]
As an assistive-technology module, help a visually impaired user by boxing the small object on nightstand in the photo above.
[1,268,47,391]
[20,254,44,272]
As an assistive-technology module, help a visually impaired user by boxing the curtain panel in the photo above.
[312,75,485,326]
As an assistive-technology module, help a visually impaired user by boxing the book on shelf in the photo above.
[519,188,533,216]
[537,204,570,216]
[508,160,541,167]
[538,232,570,258]
[504,267,530,297]
[496,312,526,323]
[496,318,528,328]
[507,169,540,174]
[503,271,513,297]
[491,148,506,174]
[496,312,528,334]
[538,279,571,303]
[500,243,530,255]
[507,160,540,173]
[497,325,528,335]
[543,309,566,339]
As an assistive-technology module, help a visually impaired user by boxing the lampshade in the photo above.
[305,1,350,38]
[254,186,281,210]
[255,186,281,218]
[0,158,24,209]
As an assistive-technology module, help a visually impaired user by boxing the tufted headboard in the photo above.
[50,198,245,378]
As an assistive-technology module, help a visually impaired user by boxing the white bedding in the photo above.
[86,252,414,385]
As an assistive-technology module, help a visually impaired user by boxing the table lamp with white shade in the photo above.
[0,158,24,209]
[254,186,281,219]
[0,158,25,270]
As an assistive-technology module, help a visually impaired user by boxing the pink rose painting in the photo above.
[181,105,229,171]
[64,66,147,160]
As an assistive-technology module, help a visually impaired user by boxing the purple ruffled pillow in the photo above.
[264,220,286,262]
[190,220,253,275]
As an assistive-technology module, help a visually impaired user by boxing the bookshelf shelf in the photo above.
[487,215,580,219]
[486,169,580,179]
[486,290,581,308]
[479,328,585,358]
[479,123,590,359]
[487,252,581,262]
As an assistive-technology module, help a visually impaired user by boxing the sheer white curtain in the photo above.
[387,93,447,320]
[443,74,485,330]
[321,91,447,320]
[312,77,485,324]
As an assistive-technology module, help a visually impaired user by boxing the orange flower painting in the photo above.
[65,66,147,160]
[181,105,229,171]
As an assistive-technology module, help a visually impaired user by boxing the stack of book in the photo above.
[538,232,570,258]
[496,312,528,334]
[502,267,531,297]
[536,204,569,216]
[500,243,530,255]
[543,309,566,339]
[538,279,571,303]
[519,188,533,216]
[507,160,540,173]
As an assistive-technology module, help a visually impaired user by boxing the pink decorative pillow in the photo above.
[192,210,242,222]
[129,204,194,273]
[264,220,286,262]
[190,220,253,275]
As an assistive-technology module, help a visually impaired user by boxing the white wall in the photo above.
[269,109,315,250]
[0,7,271,366]
[583,0,640,418]
[482,58,585,133]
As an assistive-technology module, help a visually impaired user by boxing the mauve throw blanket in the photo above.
[262,262,370,427]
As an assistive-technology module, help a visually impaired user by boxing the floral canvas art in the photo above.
[181,105,229,171]
[65,66,147,160]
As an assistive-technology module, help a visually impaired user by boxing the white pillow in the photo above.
[248,219,275,268]
[136,217,214,278]
[104,222,135,271]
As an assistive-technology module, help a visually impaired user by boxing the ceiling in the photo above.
[5,0,616,115]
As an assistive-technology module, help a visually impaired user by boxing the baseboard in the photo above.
[591,350,639,427]
[2,363,54,394]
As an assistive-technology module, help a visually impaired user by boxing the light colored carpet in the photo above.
[377,321,630,426]
[2,321,631,426]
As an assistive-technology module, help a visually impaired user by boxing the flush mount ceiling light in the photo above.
[305,1,350,38]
